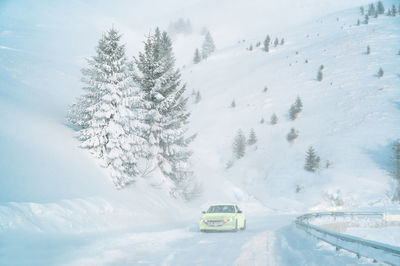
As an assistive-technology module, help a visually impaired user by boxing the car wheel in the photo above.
[241,220,246,230]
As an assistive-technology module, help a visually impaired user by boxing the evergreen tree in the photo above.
[260,117,265,124]
[377,1,385,14]
[280,38,285,45]
[360,6,365,15]
[247,128,257,145]
[231,99,236,108]
[195,90,201,104]
[286,128,299,143]
[256,41,261,47]
[357,19,360,26]
[392,140,400,201]
[69,28,146,188]
[201,31,216,59]
[289,105,298,120]
[233,129,246,159]
[365,14,369,24]
[193,48,201,64]
[295,96,303,112]
[270,113,278,125]
[366,45,370,55]
[263,35,270,52]
[134,28,194,190]
[249,44,253,51]
[263,86,268,92]
[274,37,279,47]
[367,3,376,16]
[304,146,320,172]
[392,5,397,16]
[317,69,323,81]
[378,67,384,78]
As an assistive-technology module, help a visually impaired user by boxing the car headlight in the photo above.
[202,219,208,223]
[223,217,233,223]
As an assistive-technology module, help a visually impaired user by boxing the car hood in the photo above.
[202,213,236,220]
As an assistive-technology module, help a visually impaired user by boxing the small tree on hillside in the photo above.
[274,38,279,47]
[360,6,365,16]
[367,3,376,16]
[304,146,320,172]
[263,86,268,92]
[286,128,299,143]
[317,69,323,81]
[247,128,257,145]
[392,5,397,16]
[280,38,285,45]
[289,105,298,120]
[231,99,236,108]
[392,140,400,201]
[378,67,384,78]
[295,96,303,112]
[202,31,216,59]
[357,19,360,26]
[377,1,385,15]
[233,129,246,159]
[193,48,201,64]
[270,113,278,125]
[263,35,270,52]
[366,45,370,55]
[195,91,201,103]
[260,117,265,124]
[365,14,369,24]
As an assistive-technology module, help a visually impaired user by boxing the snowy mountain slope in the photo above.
[0,0,400,265]
[183,4,400,211]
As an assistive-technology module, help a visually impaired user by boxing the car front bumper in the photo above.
[199,220,236,231]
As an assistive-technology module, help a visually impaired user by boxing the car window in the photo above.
[207,205,235,213]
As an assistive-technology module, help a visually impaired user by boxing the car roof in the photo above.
[209,204,236,207]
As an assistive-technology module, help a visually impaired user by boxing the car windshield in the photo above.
[207,205,235,213]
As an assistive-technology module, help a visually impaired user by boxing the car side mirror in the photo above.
[202,211,206,214]
[237,210,242,213]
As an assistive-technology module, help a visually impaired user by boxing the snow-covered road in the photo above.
[1,214,294,266]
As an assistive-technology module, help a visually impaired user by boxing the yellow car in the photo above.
[199,204,246,232]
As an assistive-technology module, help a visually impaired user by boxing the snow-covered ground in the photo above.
[345,226,400,247]
[1,0,400,265]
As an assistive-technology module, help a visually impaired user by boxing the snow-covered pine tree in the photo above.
[201,31,216,59]
[263,86,268,92]
[360,6,364,15]
[367,45,370,55]
[365,14,369,24]
[274,38,279,47]
[247,128,257,145]
[231,99,236,108]
[377,1,385,14]
[193,48,201,64]
[378,67,384,78]
[270,113,278,125]
[134,28,194,192]
[286,128,299,143]
[280,38,285,45]
[233,129,246,159]
[249,44,253,51]
[263,35,270,52]
[304,146,320,172]
[357,19,360,26]
[260,117,265,124]
[392,140,400,201]
[70,28,146,188]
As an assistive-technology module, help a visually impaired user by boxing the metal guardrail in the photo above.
[295,212,400,266]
